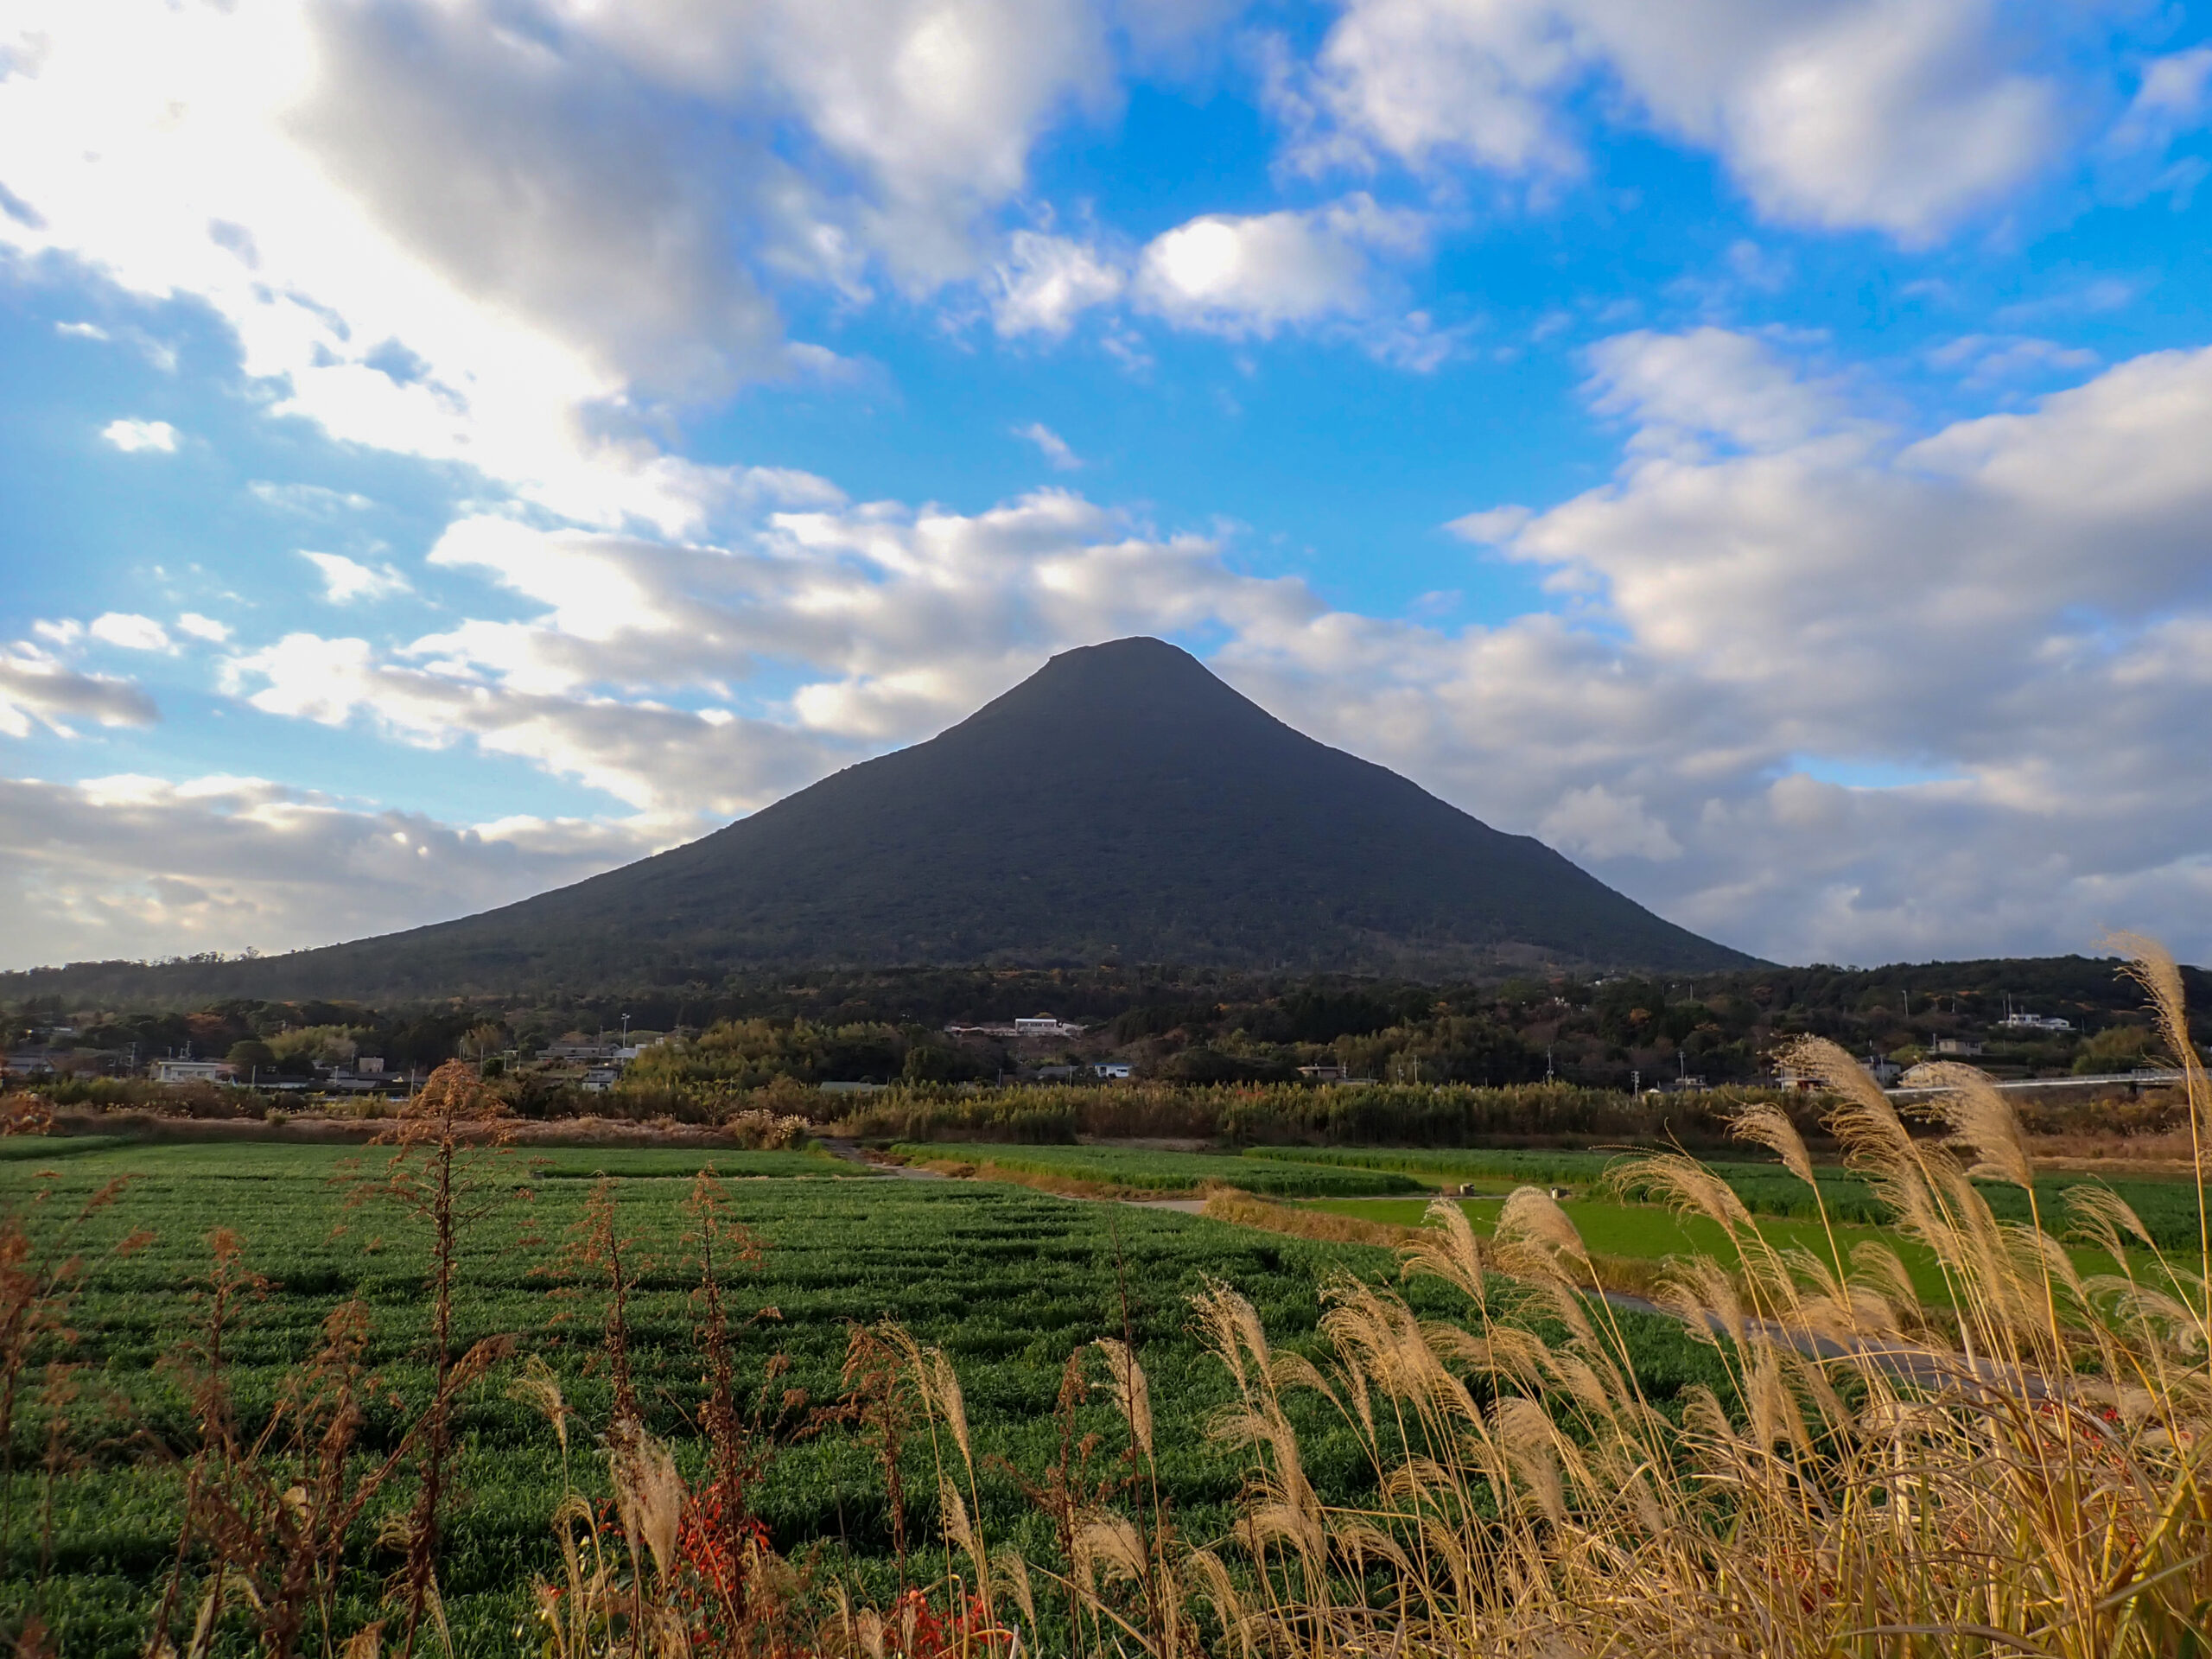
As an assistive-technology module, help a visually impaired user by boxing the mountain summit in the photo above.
[72,639,1755,995]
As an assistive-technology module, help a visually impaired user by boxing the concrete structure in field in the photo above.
[541,1040,623,1062]
[944,1014,1086,1039]
[152,1058,232,1084]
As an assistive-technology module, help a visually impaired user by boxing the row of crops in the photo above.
[0,1139,1726,1656]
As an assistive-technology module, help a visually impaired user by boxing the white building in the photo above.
[152,1058,232,1084]
[1013,1014,1083,1038]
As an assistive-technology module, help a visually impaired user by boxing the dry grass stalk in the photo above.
[823,944,2212,1658]
[364,1059,524,1657]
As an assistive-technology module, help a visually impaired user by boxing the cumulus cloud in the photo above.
[1134,194,1434,345]
[0,773,658,969]
[1539,783,1683,862]
[20,319,2212,969]
[1287,0,2103,240]
[8,0,2210,976]
[210,490,1317,819]
[989,231,1127,337]
[1581,327,1860,455]
[0,649,158,739]
[0,0,1112,535]
[1362,327,2212,961]
[183,326,2212,967]
[87,613,173,652]
[101,417,175,453]
[302,551,414,605]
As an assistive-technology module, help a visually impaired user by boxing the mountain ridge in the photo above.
[9,639,1757,997]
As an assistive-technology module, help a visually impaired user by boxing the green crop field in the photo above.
[1301,1192,1967,1299]
[893,1141,1422,1196]
[0,1137,1724,1657]
[1258,1143,2208,1253]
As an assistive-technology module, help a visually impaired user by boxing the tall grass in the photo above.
[836,945,2212,1657]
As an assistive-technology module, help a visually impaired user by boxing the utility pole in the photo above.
[1545,1046,1554,1084]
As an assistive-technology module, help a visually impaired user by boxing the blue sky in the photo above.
[3,0,2211,970]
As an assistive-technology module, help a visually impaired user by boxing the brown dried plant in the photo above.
[360,1059,524,1657]
[822,944,2212,1659]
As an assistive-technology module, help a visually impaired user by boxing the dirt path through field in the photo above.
[812,1135,950,1179]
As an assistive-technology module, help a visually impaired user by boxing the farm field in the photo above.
[1262,1142,2209,1251]
[889,1141,1421,1196]
[0,1136,1726,1657]
[1302,1191,2158,1305]
[1300,1192,1956,1297]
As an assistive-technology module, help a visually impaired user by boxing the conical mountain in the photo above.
[55,639,1753,996]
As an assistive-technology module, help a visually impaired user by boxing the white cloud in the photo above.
[100,417,175,453]
[174,613,232,644]
[250,480,375,515]
[990,231,1127,337]
[87,613,174,652]
[1925,334,2101,387]
[1539,783,1682,862]
[1581,327,1867,457]
[1014,421,1083,469]
[1351,327,2212,961]
[66,322,2212,969]
[0,772,660,969]
[1289,0,2106,241]
[0,648,158,739]
[8,0,2212,976]
[301,551,414,605]
[22,316,2212,970]
[1134,194,1432,341]
[0,0,1109,537]
[32,620,84,651]
[218,491,1318,817]
[2104,46,2212,157]
[1446,505,1532,544]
